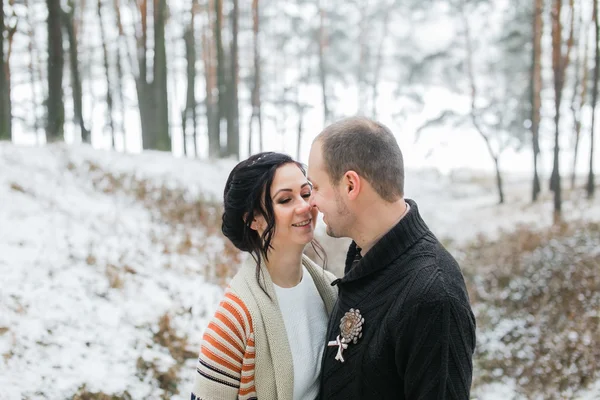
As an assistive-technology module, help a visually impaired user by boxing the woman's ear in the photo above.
[249,214,266,232]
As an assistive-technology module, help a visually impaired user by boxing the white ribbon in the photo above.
[327,335,349,362]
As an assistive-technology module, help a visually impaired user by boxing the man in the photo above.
[307,117,476,399]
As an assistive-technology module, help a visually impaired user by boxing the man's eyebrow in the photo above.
[273,183,312,197]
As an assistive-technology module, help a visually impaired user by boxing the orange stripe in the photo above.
[215,310,244,344]
[221,302,247,338]
[201,346,241,374]
[226,292,253,330]
[204,333,243,364]
[242,362,255,372]
[239,385,257,396]
[206,322,244,354]
[241,374,254,384]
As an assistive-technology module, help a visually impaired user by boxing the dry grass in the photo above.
[71,385,132,400]
[10,182,27,194]
[78,161,241,286]
[105,263,124,289]
[462,221,600,399]
[134,313,198,399]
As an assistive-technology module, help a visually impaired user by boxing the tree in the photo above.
[201,0,218,158]
[133,0,171,151]
[97,0,115,148]
[113,0,128,150]
[569,0,589,189]
[182,0,198,157]
[0,0,9,141]
[549,0,575,219]
[248,0,263,154]
[46,0,65,142]
[225,0,239,159]
[214,0,226,156]
[317,3,330,124]
[25,0,42,140]
[588,0,599,198]
[531,0,544,201]
[63,0,89,143]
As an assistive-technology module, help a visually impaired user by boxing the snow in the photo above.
[1,142,599,399]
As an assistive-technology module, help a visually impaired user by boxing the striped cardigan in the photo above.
[191,254,338,400]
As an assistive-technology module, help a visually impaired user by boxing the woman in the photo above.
[191,152,338,400]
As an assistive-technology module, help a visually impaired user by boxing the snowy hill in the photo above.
[1,143,599,399]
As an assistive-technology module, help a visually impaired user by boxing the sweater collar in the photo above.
[339,198,430,284]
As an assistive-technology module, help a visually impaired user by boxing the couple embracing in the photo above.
[191,117,476,400]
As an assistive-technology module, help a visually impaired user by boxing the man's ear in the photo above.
[344,171,361,200]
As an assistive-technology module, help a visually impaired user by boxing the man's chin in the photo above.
[326,225,341,238]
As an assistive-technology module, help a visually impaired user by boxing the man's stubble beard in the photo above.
[325,194,351,238]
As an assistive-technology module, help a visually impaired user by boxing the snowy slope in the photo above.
[1,143,599,399]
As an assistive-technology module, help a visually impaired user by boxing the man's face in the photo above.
[307,141,353,238]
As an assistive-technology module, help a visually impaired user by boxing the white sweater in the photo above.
[274,267,329,400]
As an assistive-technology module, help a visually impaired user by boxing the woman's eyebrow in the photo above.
[273,182,312,197]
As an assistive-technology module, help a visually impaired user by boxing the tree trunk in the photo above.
[0,0,10,141]
[152,0,170,151]
[64,2,90,143]
[135,0,170,151]
[372,9,390,119]
[462,2,505,204]
[182,2,198,157]
[26,0,41,138]
[46,0,65,142]
[97,0,115,148]
[297,104,304,161]
[588,0,599,198]
[531,0,543,201]
[226,0,239,159]
[201,18,218,158]
[494,156,505,204]
[114,0,127,150]
[4,5,16,142]
[318,5,330,124]
[571,9,589,189]
[215,0,226,157]
[356,3,368,114]
[249,0,263,154]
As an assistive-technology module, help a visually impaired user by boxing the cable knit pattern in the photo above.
[192,254,338,400]
[318,199,476,400]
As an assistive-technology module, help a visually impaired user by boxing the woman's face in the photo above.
[253,163,318,248]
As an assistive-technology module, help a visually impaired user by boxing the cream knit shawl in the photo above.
[229,254,337,399]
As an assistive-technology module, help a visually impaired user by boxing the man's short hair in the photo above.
[315,117,404,202]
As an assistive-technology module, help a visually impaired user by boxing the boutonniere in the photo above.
[327,308,364,362]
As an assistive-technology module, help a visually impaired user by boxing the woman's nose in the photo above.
[296,198,311,214]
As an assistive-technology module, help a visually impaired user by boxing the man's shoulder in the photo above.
[387,237,470,308]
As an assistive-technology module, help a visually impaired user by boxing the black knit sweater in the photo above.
[318,199,476,400]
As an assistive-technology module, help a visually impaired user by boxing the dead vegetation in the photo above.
[461,221,600,399]
[135,313,198,399]
[77,160,241,283]
[71,385,132,400]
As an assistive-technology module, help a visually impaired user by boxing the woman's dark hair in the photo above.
[221,152,327,296]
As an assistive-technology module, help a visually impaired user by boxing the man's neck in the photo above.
[354,199,409,256]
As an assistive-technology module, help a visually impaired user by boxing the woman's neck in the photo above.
[264,246,305,288]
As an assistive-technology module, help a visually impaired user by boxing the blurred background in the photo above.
[0,0,599,398]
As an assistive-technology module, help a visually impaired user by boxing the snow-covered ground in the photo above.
[1,143,599,399]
